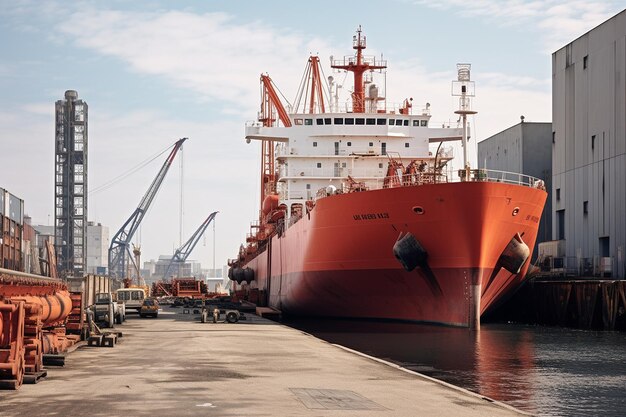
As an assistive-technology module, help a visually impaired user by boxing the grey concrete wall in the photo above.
[552,9,626,277]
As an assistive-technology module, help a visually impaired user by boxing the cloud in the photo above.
[413,0,623,52]
[55,8,333,116]
[21,103,53,115]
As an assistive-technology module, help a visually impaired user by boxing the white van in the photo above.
[116,288,146,312]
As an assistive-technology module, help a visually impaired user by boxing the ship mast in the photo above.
[331,26,387,113]
[452,64,477,174]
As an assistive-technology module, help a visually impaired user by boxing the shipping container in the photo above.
[0,188,24,271]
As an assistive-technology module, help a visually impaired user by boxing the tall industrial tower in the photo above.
[54,90,88,277]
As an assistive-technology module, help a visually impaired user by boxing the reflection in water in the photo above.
[286,319,626,416]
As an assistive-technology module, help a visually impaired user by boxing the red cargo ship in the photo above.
[229,28,547,328]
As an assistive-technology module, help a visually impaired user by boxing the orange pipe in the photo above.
[11,291,72,327]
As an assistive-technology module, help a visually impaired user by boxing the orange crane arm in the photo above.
[260,75,292,127]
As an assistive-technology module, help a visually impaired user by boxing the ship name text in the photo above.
[353,212,390,221]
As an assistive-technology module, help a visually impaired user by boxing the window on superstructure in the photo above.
[413,120,419,126]
[324,118,331,125]
[583,55,588,69]
[306,184,311,189]
[355,118,365,125]
[389,119,395,126]
[405,143,409,148]
[591,135,595,150]
[421,120,428,127]
[295,119,303,125]
[342,162,346,168]
[369,142,373,146]
[313,142,317,147]
[347,142,352,146]
[334,118,344,125]
[305,119,313,125]
[396,119,403,125]
[377,118,386,125]
[317,163,322,168]
[403,120,409,126]
[583,201,588,215]
[379,163,383,168]
[316,119,324,125]
[366,118,375,125]
[556,188,561,201]
[345,118,354,125]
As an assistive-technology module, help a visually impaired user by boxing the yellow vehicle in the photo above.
[140,298,159,318]
[116,288,146,313]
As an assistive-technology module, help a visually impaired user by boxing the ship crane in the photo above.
[162,211,218,279]
[257,75,292,213]
[108,138,187,279]
[293,55,330,114]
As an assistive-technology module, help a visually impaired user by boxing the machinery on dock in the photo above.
[92,292,125,327]
[151,213,219,300]
[115,287,146,313]
[152,277,208,299]
[0,270,80,389]
[108,138,187,280]
[162,211,218,279]
[201,305,243,324]
[0,188,82,389]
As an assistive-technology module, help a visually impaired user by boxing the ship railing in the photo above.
[312,168,545,201]
[331,55,387,69]
[280,167,385,179]
[457,169,544,188]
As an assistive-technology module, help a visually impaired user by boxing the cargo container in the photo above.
[0,188,24,271]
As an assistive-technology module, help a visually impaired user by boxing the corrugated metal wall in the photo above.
[552,10,626,278]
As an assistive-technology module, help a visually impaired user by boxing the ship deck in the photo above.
[1,309,526,416]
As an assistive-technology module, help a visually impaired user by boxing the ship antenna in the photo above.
[331,26,387,113]
[453,64,477,177]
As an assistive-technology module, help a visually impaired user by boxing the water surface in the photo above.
[286,319,626,416]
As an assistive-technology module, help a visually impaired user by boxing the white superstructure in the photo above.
[246,112,462,218]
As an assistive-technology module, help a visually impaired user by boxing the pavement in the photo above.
[0,308,527,416]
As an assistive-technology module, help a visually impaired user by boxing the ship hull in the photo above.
[240,181,547,327]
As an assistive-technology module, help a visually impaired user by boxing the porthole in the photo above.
[512,207,520,216]
[412,206,425,215]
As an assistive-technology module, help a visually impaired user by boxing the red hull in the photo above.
[239,181,546,327]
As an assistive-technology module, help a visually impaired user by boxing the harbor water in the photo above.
[287,319,626,416]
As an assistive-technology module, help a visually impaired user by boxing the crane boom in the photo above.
[163,211,218,279]
[108,137,187,279]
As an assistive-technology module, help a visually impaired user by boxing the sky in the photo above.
[0,0,623,273]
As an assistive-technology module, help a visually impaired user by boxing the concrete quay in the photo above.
[0,309,526,416]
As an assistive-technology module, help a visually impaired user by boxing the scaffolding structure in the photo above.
[54,90,88,277]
